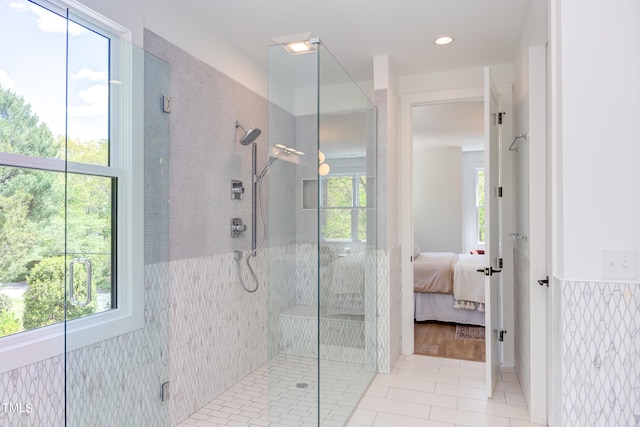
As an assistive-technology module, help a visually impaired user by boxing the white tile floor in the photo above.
[348,354,546,427]
[178,354,546,427]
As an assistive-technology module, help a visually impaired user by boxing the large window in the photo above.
[320,173,367,242]
[0,0,141,369]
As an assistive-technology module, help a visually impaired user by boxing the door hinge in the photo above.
[161,381,170,401]
[497,258,503,269]
[499,330,507,342]
[496,187,503,197]
[498,112,505,124]
[162,94,171,113]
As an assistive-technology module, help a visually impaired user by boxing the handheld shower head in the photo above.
[236,121,262,145]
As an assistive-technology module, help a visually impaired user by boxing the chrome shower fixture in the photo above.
[235,121,262,145]
[255,144,306,182]
[274,143,305,156]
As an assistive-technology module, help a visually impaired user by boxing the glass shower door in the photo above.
[0,1,70,424]
[64,8,171,427]
[0,2,169,425]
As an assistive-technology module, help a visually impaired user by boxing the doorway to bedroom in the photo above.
[411,99,487,364]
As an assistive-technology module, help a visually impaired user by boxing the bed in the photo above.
[413,250,486,326]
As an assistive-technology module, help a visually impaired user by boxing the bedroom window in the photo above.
[476,168,485,243]
[320,173,367,242]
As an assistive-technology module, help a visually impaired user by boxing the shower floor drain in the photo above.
[296,383,309,389]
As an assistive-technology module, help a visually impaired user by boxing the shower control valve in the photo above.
[231,180,245,200]
[231,218,247,238]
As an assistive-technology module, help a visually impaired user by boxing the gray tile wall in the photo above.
[143,30,271,425]
[143,31,269,262]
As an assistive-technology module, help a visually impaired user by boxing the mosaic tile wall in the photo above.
[168,252,268,425]
[0,355,64,426]
[0,263,170,427]
[375,246,402,375]
[559,280,640,426]
[269,243,380,371]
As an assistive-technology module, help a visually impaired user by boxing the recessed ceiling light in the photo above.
[283,40,316,55]
[273,33,317,55]
[434,36,454,45]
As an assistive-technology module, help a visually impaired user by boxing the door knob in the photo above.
[477,267,502,276]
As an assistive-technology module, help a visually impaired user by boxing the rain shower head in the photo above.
[235,121,262,145]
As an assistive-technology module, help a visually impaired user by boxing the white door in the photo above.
[483,66,501,397]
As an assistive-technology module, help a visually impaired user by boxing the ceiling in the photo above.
[179,0,531,82]
[179,0,532,151]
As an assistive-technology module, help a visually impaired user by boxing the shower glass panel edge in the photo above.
[267,39,377,427]
[317,40,378,427]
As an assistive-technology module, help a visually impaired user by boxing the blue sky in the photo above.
[0,0,109,142]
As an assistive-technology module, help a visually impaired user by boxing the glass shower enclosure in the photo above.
[267,39,377,425]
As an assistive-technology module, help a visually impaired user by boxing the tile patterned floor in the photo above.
[178,354,546,427]
[348,354,546,427]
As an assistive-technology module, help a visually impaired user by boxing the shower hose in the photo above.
[234,172,267,293]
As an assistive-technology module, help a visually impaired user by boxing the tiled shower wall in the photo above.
[375,246,401,375]
[167,253,268,425]
[143,30,271,425]
[0,264,170,427]
[558,280,640,427]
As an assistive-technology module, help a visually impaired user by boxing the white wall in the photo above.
[413,147,463,253]
[550,1,640,425]
[77,0,268,97]
[557,0,640,281]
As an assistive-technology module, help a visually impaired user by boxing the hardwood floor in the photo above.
[414,321,486,362]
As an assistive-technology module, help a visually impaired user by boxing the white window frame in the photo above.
[462,151,485,253]
[0,0,143,372]
[320,172,367,243]
[475,167,486,245]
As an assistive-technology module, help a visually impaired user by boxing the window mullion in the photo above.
[0,152,66,173]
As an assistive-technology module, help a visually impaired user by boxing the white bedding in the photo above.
[452,254,485,311]
[413,252,457,293]
[414,292,485,326]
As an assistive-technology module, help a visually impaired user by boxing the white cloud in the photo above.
[0,70,15,89]
[67,84,107,118]
[8,2,27,12]
[72,68,108,82]
[10,2,86,36]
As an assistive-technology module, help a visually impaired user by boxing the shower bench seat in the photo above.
[278,304,366,363]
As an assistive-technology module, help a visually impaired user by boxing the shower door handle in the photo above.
[69,258,92,307]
